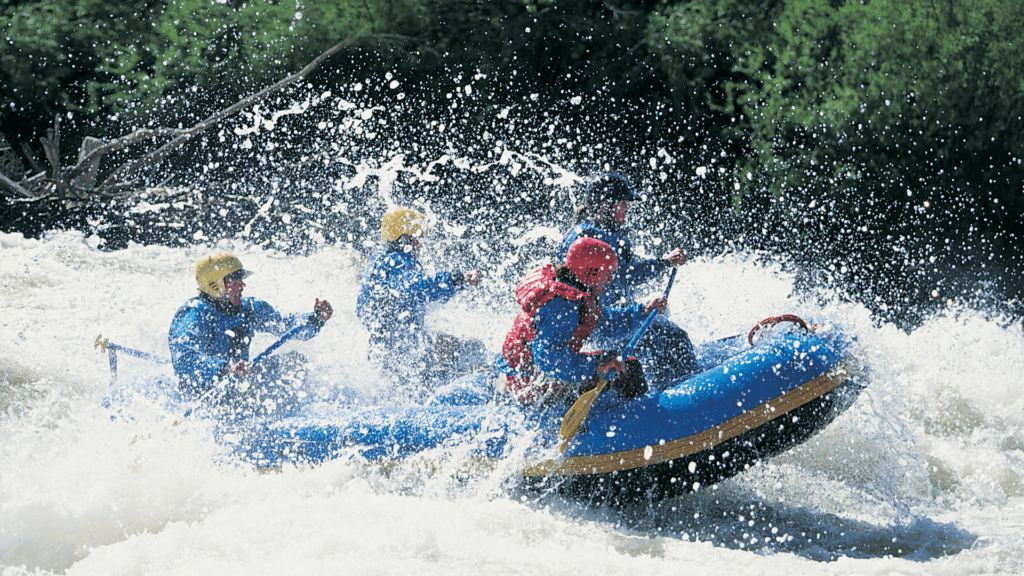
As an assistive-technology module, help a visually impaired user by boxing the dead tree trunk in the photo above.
[71,137,106,190]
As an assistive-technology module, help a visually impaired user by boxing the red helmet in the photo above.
[566,237,618,288]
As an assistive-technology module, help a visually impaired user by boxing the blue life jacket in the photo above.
[168,294,319,399]
[560,222,669,307]
[356,249,465,354]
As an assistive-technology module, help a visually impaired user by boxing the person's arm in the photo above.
[617,234,673,286]
[390,254,466,306]
[168,307,224,389]
[622,256,669,285]
[247,299,323,341]
[531,299,603,382]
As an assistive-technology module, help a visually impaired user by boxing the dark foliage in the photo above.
[2,0,1022,327]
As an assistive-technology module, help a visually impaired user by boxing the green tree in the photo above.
[649,0,1024,267]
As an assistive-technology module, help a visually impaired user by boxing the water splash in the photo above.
[3,74,1024,573]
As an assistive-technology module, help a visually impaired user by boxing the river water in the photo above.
[2,227,1022,575]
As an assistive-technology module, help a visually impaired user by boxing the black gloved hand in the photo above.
[610,357,647,399]
[594,349,623,378]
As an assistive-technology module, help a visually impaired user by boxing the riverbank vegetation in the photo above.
[2,0,1022,326]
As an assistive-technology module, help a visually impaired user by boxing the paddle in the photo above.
[95,335,171,364]
[251,323,310,364]
[558,267,678,454]
[97,322,312,383]
[95,335,170,385]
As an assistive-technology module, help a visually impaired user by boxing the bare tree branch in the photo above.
[63,129,187,182]
[100,32,362,188]
[41,116,60,179]
[20,142,44,174]
[0,171,34,198]
[367,33,442,58]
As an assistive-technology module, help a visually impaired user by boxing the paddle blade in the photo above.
[558,378,607,453]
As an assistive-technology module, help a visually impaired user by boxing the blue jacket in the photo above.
[560,222,669,307]
[496,296,647,383]
[356,249,465,353]
[169,294,319,398]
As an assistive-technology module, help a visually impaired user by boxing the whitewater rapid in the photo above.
[2,230,1023,575]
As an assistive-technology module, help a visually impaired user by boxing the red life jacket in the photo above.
[501,264,602,381]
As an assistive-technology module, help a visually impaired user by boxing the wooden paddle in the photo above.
[558,268,677,453]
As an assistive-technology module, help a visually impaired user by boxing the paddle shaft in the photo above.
[106,342,170,364]
[620,266,677,364]
[99,321,312,383]
[558,267,678,453]
[251,323,309,364]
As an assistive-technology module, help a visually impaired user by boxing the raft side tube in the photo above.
[243,403,531,466]
[561,332,847,457]
[520,370,862,504]
[523,360,853,477]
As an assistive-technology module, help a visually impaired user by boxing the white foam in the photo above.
[1,231,1023,574]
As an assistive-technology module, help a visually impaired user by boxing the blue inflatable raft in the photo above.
[103,317,861,504]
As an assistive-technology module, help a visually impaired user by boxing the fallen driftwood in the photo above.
[0,171,32,198]
[0,134,31,197]
[1,33,359,201]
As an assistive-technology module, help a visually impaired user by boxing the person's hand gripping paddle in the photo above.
[558,268,677,454]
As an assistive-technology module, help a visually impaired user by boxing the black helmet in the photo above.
[587,172,641,204]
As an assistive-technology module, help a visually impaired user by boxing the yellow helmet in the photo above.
[380,207,428,243]
[195,252,250,298]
